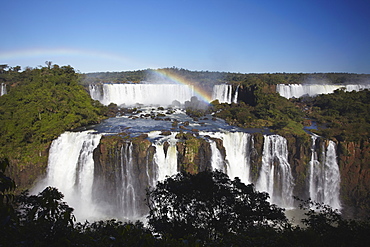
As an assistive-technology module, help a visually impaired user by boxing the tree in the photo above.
[45,61,52,69]
[146,170,288,242]
[15,187,76,245]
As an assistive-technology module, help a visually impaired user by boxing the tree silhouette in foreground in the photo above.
[146,170,288,242]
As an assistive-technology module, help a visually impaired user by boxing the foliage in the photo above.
[146,170,288,243]
[301,89,370,141]
[1,169,370,246]
[83,67,370,87]
[293,198,370,247]
[0,158,17,237]
[0,64,108,190]
[211,88,305,137]
[0,65,107,147]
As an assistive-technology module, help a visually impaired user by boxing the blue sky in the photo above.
[1,0,369,73]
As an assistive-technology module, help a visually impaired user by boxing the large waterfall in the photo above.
[38,131,103,220]
[34,82,344,222]
[39,127,342,221]
[89,84,196,106]
[89,83,238,106]
[309,136,341,210]
[277,84,370,99]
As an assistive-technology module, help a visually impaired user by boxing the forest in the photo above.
[0,64,108,191]
[1,168,369,246]
[83,67,370,86]
[1,64,370,245]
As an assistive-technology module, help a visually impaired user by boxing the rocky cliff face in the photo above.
[338,140,370,218]
[21,127,368,219]
[175,132,212,174]
[93,134,155,217]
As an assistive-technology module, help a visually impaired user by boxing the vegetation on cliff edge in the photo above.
[0,64,108,189]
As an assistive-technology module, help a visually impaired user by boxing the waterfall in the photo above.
[210,140,225,172]
[277,84,370,99]
[41,131,102,221]
[221,132,252,184]
[1,83,7,96]
[324,141,341,209]
[309,135,324,203]
[308,138,341,210]
[153,135,178,182]
[233,85,239,103]
[118,142,139,218]
[256,135,294,208]
[40,127,337,221]
[212,84,237,104]
[89,83,240,106]
[89,84,196,106]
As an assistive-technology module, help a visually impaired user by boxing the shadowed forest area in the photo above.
[1,167,370,246]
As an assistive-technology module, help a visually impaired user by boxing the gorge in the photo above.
[34,83,343,222]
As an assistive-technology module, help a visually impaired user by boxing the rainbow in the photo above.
[149,69,212,103]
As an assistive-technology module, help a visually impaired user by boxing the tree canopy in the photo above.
[146,170,288,242]
[0,64,108,190]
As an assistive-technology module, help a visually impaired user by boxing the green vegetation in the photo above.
[211,88,306,137]
[2,169,370,246]
[297,89,370,142]
[83,67,370,87]
[147,170,288,243]
[0,64,108,189]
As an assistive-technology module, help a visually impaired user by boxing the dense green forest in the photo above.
[297,89,370,142]
[84,67,370,86]
[0,64,108,190]
[1,169,369,246]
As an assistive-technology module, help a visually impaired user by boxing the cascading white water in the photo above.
[309,135,323,203]
[90,83,239,106]
[233,85,239,103]
[90,84,196,106]
[211,84,237,104]
[323,141,341,209]
[118,143,138,218]
[0,83,7,96]
[210,140,225,172]
[256,135,294,208]
[220,132,252,184]
[308,137,341,210]
[277,84,370,99]
[153,133,179,182]
[40,131,102,221]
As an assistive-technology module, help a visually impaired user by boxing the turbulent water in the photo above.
[277,84,370,98]
[90,84,196,106]
[90,83,237,105]
[35,83,342,222]
[35,131,103,220]
[211,84,238,104]
[256,135,294,208]
[308,136,341,210]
